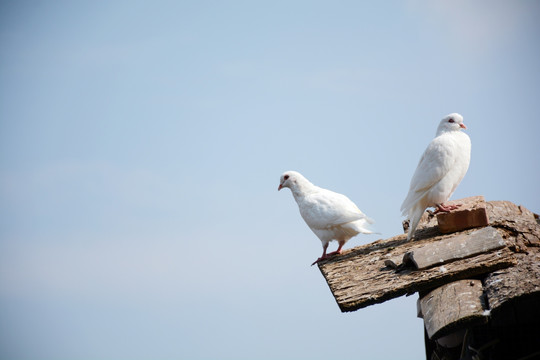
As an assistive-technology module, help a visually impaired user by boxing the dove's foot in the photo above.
[311,256,327,266]
[434,203,461,214]
[311,250,343,266]
[326,250,342,257]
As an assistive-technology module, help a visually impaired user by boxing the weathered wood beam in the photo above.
[318,237,515,312]
[486,201,540,249]
[417,280,487,340]
[405,226,505,270]
[484,251,540,315]
[317,200,537,313]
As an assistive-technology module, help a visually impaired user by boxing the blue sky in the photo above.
[1,1,539,359]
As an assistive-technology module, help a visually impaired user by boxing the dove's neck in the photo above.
[436,128,460,137]
[290,179,317,201]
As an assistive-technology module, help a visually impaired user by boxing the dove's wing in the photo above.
[401,135,456,214]
[300,189,368,230]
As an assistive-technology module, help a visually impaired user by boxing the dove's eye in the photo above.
[448,119,455,123]
[284,175,289,180]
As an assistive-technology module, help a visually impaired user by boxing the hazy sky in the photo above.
[1,1,539,359]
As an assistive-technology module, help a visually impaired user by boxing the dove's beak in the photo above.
[460,123,467,129]
[278,184,283,191]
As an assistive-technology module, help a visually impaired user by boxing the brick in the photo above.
[437,196,490,234]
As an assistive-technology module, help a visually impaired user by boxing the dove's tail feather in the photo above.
[364,216,375,225]
[401,188,427,217]
[406,204,425,241]
[347,218,378,235]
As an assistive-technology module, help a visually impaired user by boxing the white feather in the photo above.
[401,113,471,240]
[279,171,376,258]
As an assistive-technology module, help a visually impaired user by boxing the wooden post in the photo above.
[315,199,540,360]
[417,279,487,340]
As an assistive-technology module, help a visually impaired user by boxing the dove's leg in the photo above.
[311,243,330,266]
[434,203,461,213]
[326,241,345,257]
[312,240,348,265]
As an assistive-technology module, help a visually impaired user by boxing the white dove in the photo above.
[278,171,376,265]
[401,113,471,241]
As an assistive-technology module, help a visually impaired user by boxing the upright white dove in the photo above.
[401,113,471,241]
[278,171,376,265]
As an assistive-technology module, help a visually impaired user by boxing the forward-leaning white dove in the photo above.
[278,171,377,265]
[401,113,471,241]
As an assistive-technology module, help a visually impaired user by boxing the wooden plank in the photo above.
[317,200,537,313]
[486,200,537,224]
[407,226,505,270]
[436,196,489,234]
[418,280,487,339]
[318,237,516,312]
[484,251,540,314]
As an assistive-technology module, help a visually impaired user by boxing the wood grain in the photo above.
[418,280,487,339]
[407,226,505,270]
[317,200,540,313]
[318,240,515,312]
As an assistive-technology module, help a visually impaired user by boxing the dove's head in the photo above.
[437,113,466,135]
[278,171,306,191]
